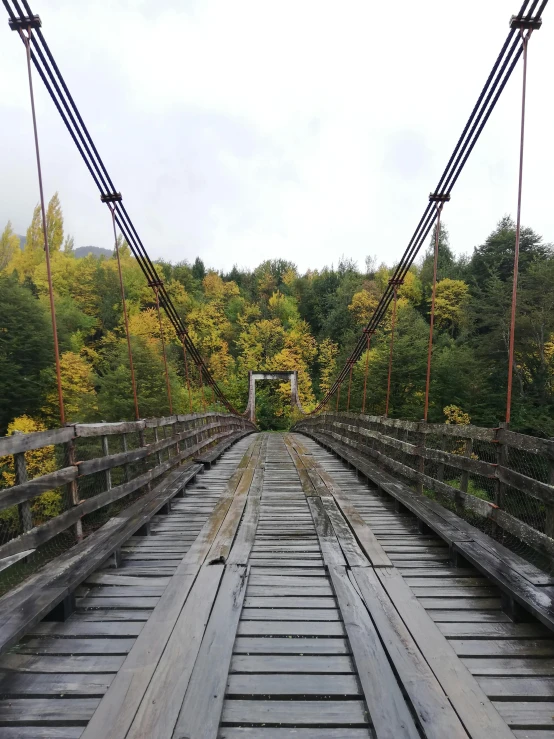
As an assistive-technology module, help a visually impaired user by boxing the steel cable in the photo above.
[314,0,547,411]
[3,0,237,413]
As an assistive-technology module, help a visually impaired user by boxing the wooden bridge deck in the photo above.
[1,432,554,738]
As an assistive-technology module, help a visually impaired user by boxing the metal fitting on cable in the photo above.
[100,192,122,203]
[509,16,541,30]
[9,15,41,31]
[428,192,451,203]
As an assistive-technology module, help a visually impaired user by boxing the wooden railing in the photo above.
[294,412,554,561]
[0,413,255,571]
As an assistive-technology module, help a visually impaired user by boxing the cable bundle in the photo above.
[3,0,238,414]
[313,0,547,413]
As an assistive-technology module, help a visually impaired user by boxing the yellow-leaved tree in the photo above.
[0,416,63,527]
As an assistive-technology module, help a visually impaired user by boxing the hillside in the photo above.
[2,194,554,435]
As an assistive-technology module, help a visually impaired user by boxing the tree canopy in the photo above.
[2,198,553,436]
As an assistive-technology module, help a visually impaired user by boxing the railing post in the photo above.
[13,434,32,534]
[546,458,554,539]
[65,431,83,541]
[121,433,130,483]
[101,435,112,492]
[460,438,473,494]
[154,426,162,467]
[415,422,426,495]
[494,423,508,538]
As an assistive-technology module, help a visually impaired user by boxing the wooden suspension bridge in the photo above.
[2,1,554,736]
[1,414,554,737]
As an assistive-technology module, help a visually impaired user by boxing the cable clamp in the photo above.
[363,328,376,335]
[509,15,542,30]
[9,15,41,31]
[101,192,122,203]
[429,192,450,202]
[147,279,164,288]
[388,278,404,286]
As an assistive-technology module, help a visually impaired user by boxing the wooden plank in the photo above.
[375,566,515,739]
[236,620,344,636]
[454,540,554,631]
[207,442,262,564]
[17,637,134,655]
[350,567,468,739]
[233,637,350,654]
[227,440,266,565]
[0,425,75,456]
[320,497,369,567]
[0,672,114,698]
[0,466,78,511]
[220,699,368,726]
[498,428,554,459]
[218,730,371,739]
[172,565,249,739]
[124,564,225,739]
[0,698,99,724]
[477,676,554,700]
[496,465,554,506]
[327,565,420,739]
[75,420,146,437]
[306,497,346,566]
[240,608,340,620]
[230,655,354,672]
[0,550,35,573]
[463,658,554,676]
[0,654,125,673]
[493,702,554,728]
[226,673,361,696]
[0,728,84,738]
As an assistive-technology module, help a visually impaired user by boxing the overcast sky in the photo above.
[0,0,552,273]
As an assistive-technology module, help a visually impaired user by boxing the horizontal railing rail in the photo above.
[294,412,554,566]
[0,413,255,577]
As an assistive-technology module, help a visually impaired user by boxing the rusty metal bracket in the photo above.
[147,279,164,289]
[428,192,451,202]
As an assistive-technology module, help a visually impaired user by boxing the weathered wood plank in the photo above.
[0,466,78,511]
[172,565,249,739]
[220,700,369,726]
[0,426,75,456]
[328,565,420,739]
[375,566,515,739]
[350,567,468,739]
[124,564,225,739]
[226,673,361,696]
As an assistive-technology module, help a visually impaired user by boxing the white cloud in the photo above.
[0,0,552,273]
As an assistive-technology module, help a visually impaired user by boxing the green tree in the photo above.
[0,276,54,433]
[0,221,20,271]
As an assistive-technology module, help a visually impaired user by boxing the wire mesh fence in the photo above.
[295,411,554,574]
[0,412,253,596]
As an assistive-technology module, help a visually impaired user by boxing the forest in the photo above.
[1,193,554,439]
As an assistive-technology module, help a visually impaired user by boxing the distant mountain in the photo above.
[74,246,114,259]
[16,236,113,259]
